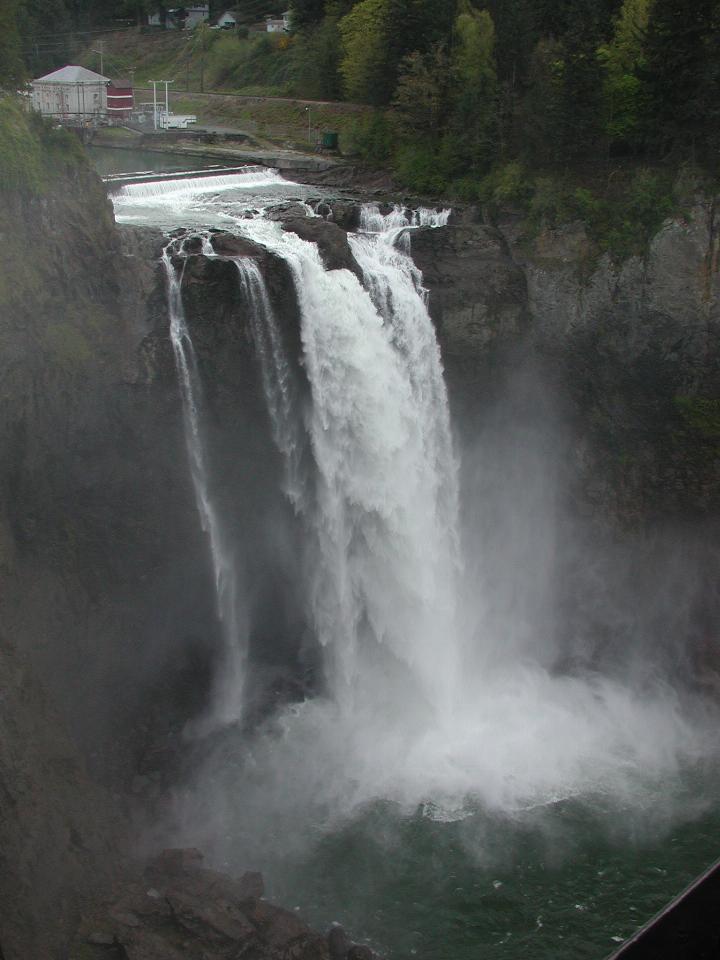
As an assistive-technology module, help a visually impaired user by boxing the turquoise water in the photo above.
[261,775,720,960]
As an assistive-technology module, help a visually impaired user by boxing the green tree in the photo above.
[640,0,719,156]
[392,43,449,143]
[558,17,605,159]
[339,0,454,104]
[444,4,498,174]
[289,0,327,30]
[338,0,393,103]
[598,0,649,147]
[291,8,344,98]
[519,37,564,164]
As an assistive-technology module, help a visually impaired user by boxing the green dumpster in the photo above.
[322,131,339,150]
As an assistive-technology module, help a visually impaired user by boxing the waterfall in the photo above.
[232,258,306,509]
[161,241,244,725]
[235,215,461,720]
[358,203,452,233]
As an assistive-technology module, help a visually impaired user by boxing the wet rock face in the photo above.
[410,222,529,363]
[409,203,720,523]
[168,244,313,697]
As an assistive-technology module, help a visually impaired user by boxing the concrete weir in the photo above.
[102,164,270,193]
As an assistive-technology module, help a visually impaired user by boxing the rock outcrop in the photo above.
[72,849,331,960]
[281,216,363,278]
[408,202,720,524]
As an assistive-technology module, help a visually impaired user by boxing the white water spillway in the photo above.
[117,167,285,201]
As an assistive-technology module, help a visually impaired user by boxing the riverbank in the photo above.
[87,129,396,194]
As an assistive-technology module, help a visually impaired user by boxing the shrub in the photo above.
[393,144,448,194]
[478,161,533,206]
[527,176,571,227]
[345,111,393,163]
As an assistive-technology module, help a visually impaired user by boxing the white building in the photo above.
[216,10,237,28]
[265,10,291,31]
[31,65,110,120]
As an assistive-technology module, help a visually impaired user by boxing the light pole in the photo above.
[306,105,311,145]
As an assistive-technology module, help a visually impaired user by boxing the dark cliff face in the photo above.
[408,203,720,686]
[409,203,720,525]
[0,151,221,956]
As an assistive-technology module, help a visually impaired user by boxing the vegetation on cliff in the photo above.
[0,96,84,193]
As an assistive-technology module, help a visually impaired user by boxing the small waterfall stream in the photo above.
[233,259,306,509]
[161,241,244,724]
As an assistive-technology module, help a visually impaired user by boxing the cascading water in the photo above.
[359,203,451,233]
[229,216,461,720]
[162,240,244,725]
[181,208,711,812]
[232,258,306,509]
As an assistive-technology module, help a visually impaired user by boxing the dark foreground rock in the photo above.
[71,850,382,960]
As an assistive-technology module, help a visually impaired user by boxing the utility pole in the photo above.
[306,105,311,145]
[92,39,105,75]
[164,79,173,122]
[149,79,158,129]
[148,79,173,129]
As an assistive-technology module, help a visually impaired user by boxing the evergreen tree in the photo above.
[339,0,452,105]
[289,0,327,30]
[641,0,719,155]
[598,0,650,149]
[444,4,498,174]
[338,0,393,103]
[519,37,564,164]
[558,15,605,159]
[392,43,449,143]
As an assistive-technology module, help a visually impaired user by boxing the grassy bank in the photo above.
[78,29,370,147]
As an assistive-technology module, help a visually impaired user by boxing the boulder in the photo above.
[328,923,352,958]
[347,947,375,960]
[281,217,363,279]
[210,232,267,259]
[265,201,313,222]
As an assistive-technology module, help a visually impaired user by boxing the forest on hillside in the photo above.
[2,0,719,246]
